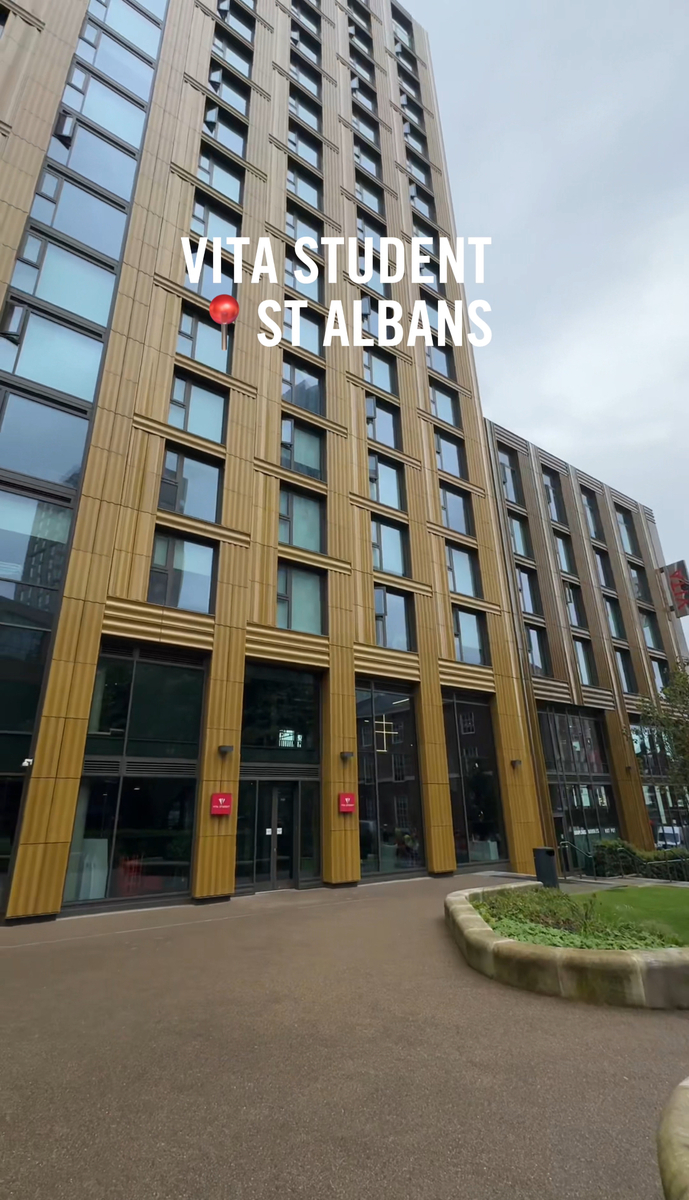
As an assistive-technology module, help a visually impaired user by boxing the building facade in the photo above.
[0,0,684,918]
[487,423,689,863]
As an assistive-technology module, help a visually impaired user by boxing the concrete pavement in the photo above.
[1,874,688,1200]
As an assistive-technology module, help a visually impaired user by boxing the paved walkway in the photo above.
[2,875,688,1200]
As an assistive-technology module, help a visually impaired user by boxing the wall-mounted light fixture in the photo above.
[510,759,522,768]
[340,751,354,761]
[218,745,234,755]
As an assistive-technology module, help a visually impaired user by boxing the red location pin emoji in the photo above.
[209,293,239,350]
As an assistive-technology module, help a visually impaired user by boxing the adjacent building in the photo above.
[487,423,689,861]
[0,0,685,917]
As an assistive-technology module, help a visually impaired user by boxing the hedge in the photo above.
[592,838,689,881]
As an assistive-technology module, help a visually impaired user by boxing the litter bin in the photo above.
[533,846,559,889]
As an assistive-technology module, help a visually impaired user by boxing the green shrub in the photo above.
[472,888,680,950]
[592,838,689,881]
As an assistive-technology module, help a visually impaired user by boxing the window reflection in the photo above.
[443,694,506,864]
[356,682,424,875]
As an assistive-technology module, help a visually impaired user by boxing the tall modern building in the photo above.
[0,0,685,917]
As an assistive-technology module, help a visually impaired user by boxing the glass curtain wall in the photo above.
[538,706,619,863]
[443,692,506,864]
[356,681,424,875]
[63,648,205,903]
[630,719,689,848]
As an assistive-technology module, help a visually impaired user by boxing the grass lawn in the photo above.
[581,887,689,946]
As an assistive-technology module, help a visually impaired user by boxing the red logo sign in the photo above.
[211,792,233,816]
[339,792,356,814]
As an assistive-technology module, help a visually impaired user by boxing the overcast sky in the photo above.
[403,0,689,567]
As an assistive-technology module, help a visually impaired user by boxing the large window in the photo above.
[184,246,234,300]
[84,653,205,760]
[444,693,506,865]
[581,488,603,540]
[497,446,522,505]
[281,417,323,479]
[289,51,321,97]
[0,393,87,488]
[542,468,567,524]
[287,160,322,209]
[276,563,324,634]
[357,682,424,875]
[516,568,541,615]
[47,119,138,201]
[11,234,116,325]
[191,193,242,240]
[605,596,625,639]
[0,488,72,607]
[286,205,323,245]
[447,545,481,597]
[616,506,640,556]
[639,608,662,650]
[526,624,550,676]
[177,307,231,375]
[555,533,576,574]
[203,103,247,158]
[615,647,637,694]
[564,582,586,628]
[355,173,385,215]
[629,563,651,603]
[208,64,251,116]
[363,349,397,394]
[291,86,324,133]
[197,151,244,204]
[212,28,253,77]
[241,663,320,762]
[366,396,400,449]
[435,432,466,478]
[285,249,322,303]
[430,382,461,428]
[77,21,154,100]
[148,533,215,613]
[31,170,127,257]
[217,0,255,41]
[168,374,226,443]
[288,121,322,169]
[510,515,532,559]
[440,485,472,535]
[282,354,324,414]
[371,519,408,576]
[538,706,619,861]
[374,586,413,651]
[62,65,147,146]
[651,658,670,693]
[573,638,596,687]
[283,303,323,357]
[595,548,615,589]
[278,486,324,553]
[453,608,489,665]
[87,0,162,57]
[369,454,404,509]
[159,448,221,523]
[0,306,102,402]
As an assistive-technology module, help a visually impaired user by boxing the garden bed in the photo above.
[473,886,687,951]
[444,882,689,1008]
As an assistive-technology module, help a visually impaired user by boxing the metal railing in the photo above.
[557,840,689,883]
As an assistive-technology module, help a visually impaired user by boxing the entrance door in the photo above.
[255,782,297,889]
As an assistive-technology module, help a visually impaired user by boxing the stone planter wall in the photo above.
[444,883,689,1009]
[658,1076,689,1200]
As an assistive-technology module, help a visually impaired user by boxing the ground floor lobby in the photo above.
[0,876,683,1200]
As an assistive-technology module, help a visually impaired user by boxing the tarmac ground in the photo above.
[1,873,688,1200]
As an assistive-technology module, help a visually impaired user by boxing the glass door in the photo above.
[235,779,321,889]
[257,782,297,888]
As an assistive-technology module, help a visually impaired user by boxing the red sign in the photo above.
[339,792,356,814]
[664,560,689,618]
[211,792,233,816]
